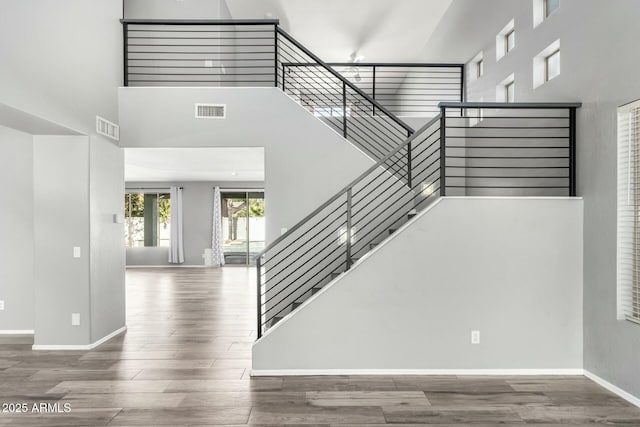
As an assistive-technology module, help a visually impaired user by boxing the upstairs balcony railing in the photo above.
[121,19,464,121]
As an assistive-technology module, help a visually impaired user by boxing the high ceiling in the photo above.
[124,147,264,182]
[225,0,453,62]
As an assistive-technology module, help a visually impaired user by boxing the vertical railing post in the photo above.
[569,107,577,196]
[342,81,348,138]
[346,189,353,269]
[123,22,129,87]
[256,256,263,338]
[372,65,377,116]
[440,106,447,196]
[273,24,279,88]
[282,64,286,92]
[407,130,413,188]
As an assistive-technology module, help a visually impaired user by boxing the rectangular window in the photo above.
[545,0,560,17]
[618,101,640,323]
[124,192,171,248]
[505,81,515,103]
[477,59,484,78]
[545,49,560,81]
[505,29,515,54]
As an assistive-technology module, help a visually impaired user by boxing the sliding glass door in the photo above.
[221,191,265,265]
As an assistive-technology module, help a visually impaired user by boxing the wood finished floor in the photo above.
[1,267,639,426]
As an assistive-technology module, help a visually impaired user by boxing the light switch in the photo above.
[114,214,125,224]
[73,247,81,258]
[71,313,81,326]
[0,300,4,310]
[281,228,288,235]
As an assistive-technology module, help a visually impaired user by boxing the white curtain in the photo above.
[211,186,225,267]
[168,186,185,264]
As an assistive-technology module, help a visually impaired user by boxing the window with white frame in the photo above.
[533,39,560,88]
[470,51,484,82]
[497,74,515,103]
[496,20,516,61]
[534,0,560,27]
[617,100,640,324]
[545,0,560,17]
[505,81,515,103]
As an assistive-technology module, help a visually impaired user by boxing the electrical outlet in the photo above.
[471,330,480,344]
[71,313,81,326]
[0,300,4,310]
[73,247,81,258]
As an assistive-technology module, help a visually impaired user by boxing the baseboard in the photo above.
[0,330,35,335]
[32,326,127,351]
[584,370,640,408]
[250,368,584,377]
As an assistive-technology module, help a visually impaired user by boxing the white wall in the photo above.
[0,0,122,134]
[89,137,126,342]
[253,197,583,372]
[0,126,34,331]
[33,136,92,346]
[422,0,640,401]
[118,87,374,244]
[124,0,232,20]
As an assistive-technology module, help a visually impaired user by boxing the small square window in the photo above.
[505,29,515,54]
[477,59,484,78]
[545,0,560,17]
[545,49,560,81]
[505,81,515,103]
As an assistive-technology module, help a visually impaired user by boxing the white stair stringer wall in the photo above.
[252,197,583,373]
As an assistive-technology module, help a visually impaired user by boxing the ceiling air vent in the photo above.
[96,116,120,141]
[195,103,226,119]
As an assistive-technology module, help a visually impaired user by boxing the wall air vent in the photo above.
[195,103,226,119]
[96,116,120,141]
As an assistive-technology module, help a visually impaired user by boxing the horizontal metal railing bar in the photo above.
[444,136,569,139]
[254,115,441,259]
[447,185,570,189]
[448,175,570,179]
[121,19,281,25]
[277,28,413,134]
[128,37,276,40]
[127,51,274,54]
[446,146,569,149]
[447,165,568,169]
[128,65,274,68]
[126,58,272,62]
[281,62,463,68]
[447,126,570,129]
[439,102,582,109]
[128,72,276,76]
[128,29,274,33]
[447,116,570,120]
[446,155,569,159]
[128,79,274,83]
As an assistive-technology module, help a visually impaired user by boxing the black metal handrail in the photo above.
[121,19,415,163]
[283,62,465,117]
[256,101,581,338]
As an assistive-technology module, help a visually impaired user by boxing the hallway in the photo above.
[0,268,639,425]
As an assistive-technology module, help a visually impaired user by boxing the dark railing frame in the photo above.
[281,61,465,116]
[256,101,581,337]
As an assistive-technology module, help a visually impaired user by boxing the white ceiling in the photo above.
[225,0,453,62]
[124,147,264,182]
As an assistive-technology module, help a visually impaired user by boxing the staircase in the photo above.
[119,20,580,338]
